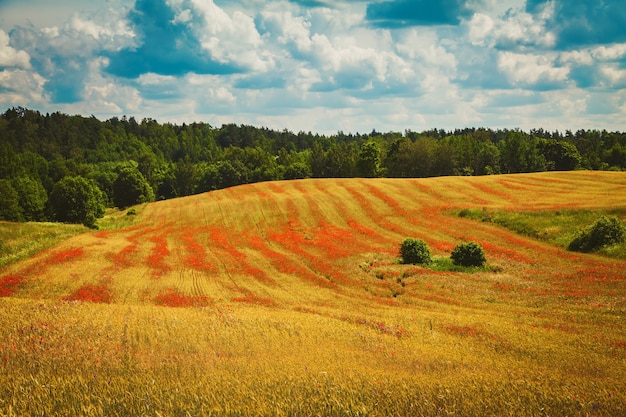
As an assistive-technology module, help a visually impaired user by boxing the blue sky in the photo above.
[0,0,625,133]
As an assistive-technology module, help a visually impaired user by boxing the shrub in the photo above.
[568,216,626,252]
[400,238,431,265]
[451,242,486,267]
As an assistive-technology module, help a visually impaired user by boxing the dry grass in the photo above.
[1,171,626,415]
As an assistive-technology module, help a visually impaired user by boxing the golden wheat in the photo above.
[1,172,625,415]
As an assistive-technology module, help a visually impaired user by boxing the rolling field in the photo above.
[1,171,626,416]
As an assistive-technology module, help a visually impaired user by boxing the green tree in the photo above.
[283,162,311,180]
[13,176,48,221]
[196,164,220,192]
[357,141,382,177]
[217,160,247,188]
[400,238,431,264]
[326,142,359,177]
[603,143,626,169]
[310,141,327,177]
[451,242,486,267]
[0,179,21,221]
[539,140,582,171]
[174,158,198,197]
[386,137,435,178]
[499,132,547,173]
[568,216,626,252]
[49,176,105,228]
[113,167,155,208]
[474,141,501,175]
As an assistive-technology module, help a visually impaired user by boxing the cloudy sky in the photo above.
[1,0,625,134]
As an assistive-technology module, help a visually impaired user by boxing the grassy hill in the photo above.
[1,171,626,416]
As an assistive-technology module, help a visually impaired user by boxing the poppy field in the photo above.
[1,171,626,415]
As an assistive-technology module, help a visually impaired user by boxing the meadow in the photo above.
[1,171,625,416]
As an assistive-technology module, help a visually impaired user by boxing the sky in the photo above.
[0,0,625,134]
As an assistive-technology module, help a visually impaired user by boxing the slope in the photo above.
[1,171,626,416]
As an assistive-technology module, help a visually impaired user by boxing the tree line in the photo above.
[1,107,625,226]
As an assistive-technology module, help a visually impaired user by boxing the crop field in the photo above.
[1,171,626,416]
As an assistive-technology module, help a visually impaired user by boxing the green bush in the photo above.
[567,216,626,252]
[451,242,486,267]
[400,238,431,265]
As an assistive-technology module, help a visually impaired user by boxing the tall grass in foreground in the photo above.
[1,298,624,416]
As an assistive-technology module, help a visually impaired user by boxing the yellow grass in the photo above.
[1,171,626,415]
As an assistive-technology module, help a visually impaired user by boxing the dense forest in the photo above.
[1,107,625,226]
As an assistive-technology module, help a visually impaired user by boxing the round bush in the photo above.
[451,242,486,267]
[568,216,626,252]
[400,238,431,265]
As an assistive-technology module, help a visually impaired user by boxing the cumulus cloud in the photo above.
[527,0,626,48]
[106,0,271,79]
[466,8,555,49]
[256,7,420,97]
[0,0,624,132]
[498,51,569,89]
[0,29,31,69]
[5,5,135,103]
[0,69,46,105]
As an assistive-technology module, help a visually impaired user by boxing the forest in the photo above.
[1,106,625,226]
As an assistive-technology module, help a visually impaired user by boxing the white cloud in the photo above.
[0,69,47,104]
[600,66,626,88]
[0,30,31,69]
[75,57,142,113]
[260,10,313,55]
[591,44,626,61]
[466,6,555,49]
[498,51,569,87]
[0,0,625,133]
[395,28,456,74]
[69,12,135,47]
[559,50,593,65]
[183,0,271,71]
[467,13,495,46]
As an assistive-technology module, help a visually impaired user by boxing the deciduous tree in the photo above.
[49,176,105,228]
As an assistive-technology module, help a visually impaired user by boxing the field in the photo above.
[1,171,626,416]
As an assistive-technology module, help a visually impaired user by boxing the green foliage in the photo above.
[217,160,247,189]
[113,167,155,208]
[0,179,21,221]
[539,140,582,171]
[451,242,486,267]
[284,162,311,180]
[49,176,105,228]
[498,132,547,173]
[357,141,382,178]
[400,238,431,264]
[568,216,626,253]
[12,176,48,221]
[1,107,626,218]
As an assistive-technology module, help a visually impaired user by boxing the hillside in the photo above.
[1,171,626,415]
